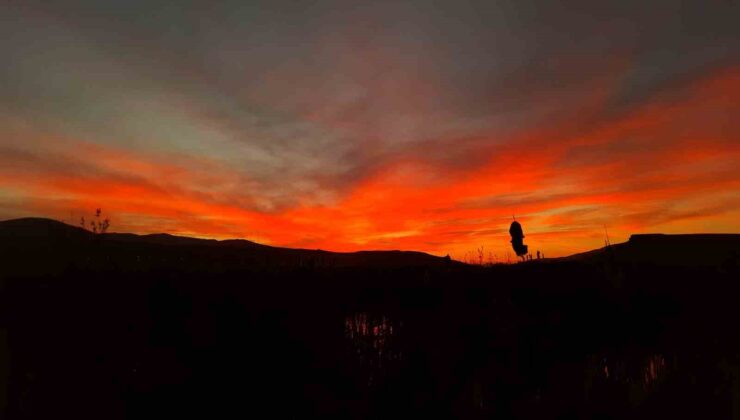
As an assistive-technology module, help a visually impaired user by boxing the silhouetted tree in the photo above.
[80,208,111,233]
[101,218,110,233]
[509,219,528,260]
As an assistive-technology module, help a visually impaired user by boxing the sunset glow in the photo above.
[2,1,738,259]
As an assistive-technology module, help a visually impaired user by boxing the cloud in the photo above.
[1,0,739,258]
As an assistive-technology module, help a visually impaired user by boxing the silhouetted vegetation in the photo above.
[0,218,738,419]
[509,219,528,260]
[79,208,110,234]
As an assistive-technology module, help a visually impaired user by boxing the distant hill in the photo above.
[0,217,90,241]
[0,218,454,275]
[0,217,258,248]
[559,233,740,268]
[2,218,738,277]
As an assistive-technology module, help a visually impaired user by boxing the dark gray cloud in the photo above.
[2,0,738,211]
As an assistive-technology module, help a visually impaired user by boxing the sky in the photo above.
[1,0,739,260]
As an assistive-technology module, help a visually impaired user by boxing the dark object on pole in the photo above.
[509,220,528,258]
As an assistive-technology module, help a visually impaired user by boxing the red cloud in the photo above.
[1,67,738,259]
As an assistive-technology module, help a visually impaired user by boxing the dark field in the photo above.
[1,219,739,419]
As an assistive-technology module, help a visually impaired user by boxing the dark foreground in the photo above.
[1,219,739,419]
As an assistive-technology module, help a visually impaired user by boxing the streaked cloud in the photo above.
[1,0,738,258]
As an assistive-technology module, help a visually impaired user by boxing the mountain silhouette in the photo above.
[559,233,739,268]
[2,218,737,275]
[0,218,456,275]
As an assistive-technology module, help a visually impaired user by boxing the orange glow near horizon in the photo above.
[1,67,739,261]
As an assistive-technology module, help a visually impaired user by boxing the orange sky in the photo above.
[1,2,739,260]
[1,67,738,260]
